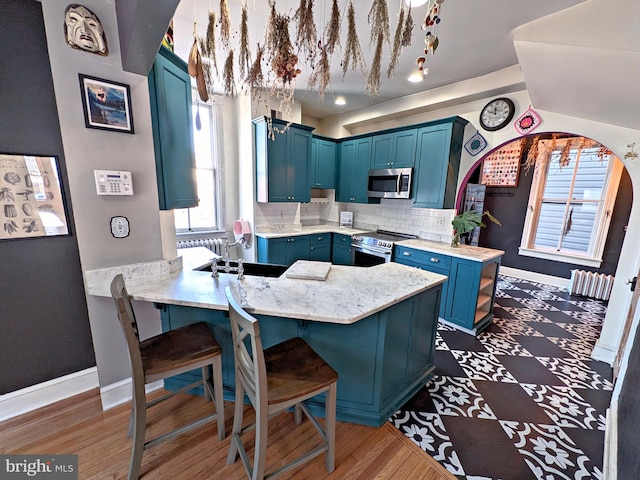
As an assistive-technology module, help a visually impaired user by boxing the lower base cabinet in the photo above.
[158,286,440,426]
[257,233,353,266]
[395,245,501,335]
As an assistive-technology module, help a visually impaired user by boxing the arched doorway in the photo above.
[456,133,632,280]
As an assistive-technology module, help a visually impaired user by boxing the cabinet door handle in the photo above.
[310,246,314,250]
[430,257,439,263]
[403,251,411,256]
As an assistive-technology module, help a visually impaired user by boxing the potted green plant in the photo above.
[451,210,501,247]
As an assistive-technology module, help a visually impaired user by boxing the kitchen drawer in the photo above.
[394,246,451,270]
[310,234,331,246]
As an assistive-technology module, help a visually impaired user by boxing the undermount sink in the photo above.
[197,260,289,278]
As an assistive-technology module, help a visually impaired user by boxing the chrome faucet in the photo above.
[211,239,248,279]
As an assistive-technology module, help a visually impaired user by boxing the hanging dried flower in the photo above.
[524,135,540,173]
[368,0,390,47]
[187,26,199,78]
[366,34,384,96]
[550,133,558,152]
[559,138,573,168]
[239,3,250,79]
[387,6,406,78]
[265,9,300,84]
[245,43,265,93]
[223,49,237,97]
[204,11,219,77]
[401,7,413,48]
[294,0,318,63]
[325,0,341,56]
[308,44,331,99]
[597,145,612,164]
[342,1,366,78]
[219,0,232,48]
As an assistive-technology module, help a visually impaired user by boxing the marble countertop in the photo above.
[85,247,446,325]
[396,239,505,262]
[256,225,369,239]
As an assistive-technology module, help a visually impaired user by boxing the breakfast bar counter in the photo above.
[86,248,446,427]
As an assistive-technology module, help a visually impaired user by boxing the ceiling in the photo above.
[169,0,588,119]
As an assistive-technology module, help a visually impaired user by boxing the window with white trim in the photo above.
[519,137,623,268]
[174,100,222,234]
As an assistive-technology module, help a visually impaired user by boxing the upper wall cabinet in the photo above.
[310,136,337,189]
[338,137,379,204]
[254,117,314,203]
[412,118,467,209]
[370,130,417,169]
[148,47,198,210]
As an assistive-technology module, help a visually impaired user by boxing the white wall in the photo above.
[41,0,165,388]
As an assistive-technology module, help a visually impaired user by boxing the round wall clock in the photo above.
[110,216,130,238]
[479,97,515,131]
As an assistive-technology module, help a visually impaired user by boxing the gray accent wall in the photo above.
[0,0,95,394]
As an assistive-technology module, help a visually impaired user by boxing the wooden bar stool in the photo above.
[225,286,338,480]
[110,274,225,480]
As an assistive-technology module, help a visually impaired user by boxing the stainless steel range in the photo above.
[351,230,417,266]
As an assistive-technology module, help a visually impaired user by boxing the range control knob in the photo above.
[352,235,361,242]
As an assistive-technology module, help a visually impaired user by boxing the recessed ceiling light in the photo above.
[407,72,424,83]
[404,0,428,7]
[334,97,346,106]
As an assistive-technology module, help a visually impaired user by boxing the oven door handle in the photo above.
[351,244,392,257]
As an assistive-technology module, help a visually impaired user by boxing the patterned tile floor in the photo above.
[390,275,613,480]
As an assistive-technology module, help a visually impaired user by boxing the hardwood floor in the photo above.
[0,389,454,480]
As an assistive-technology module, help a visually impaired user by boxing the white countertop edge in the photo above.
[86,250,447,325]
[256,225,369,238]
[395,239,505,262]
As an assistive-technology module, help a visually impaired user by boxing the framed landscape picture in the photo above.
[79,74,134,133]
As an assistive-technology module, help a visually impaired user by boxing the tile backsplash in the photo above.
[255,193,455,243]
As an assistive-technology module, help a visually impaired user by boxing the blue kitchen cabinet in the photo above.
[257,235,311,265]
[337,138,378,203]
[148,46,198,210]
[412,118,466,209]
[162,287,440,427]
[394,244,501,335]
[395,245,450,319]
[254,117,313,203]
[309,234,332,261]
[331,233,353,265]
[370,130,417,169]
[310,137,337,189]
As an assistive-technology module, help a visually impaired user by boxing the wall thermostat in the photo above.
[94,170,133,195]
[110,216,130,238]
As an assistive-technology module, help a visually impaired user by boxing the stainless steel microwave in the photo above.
[367,168,413,199]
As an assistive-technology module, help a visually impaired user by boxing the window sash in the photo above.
[175,98,222,234]
[519,138,623,267]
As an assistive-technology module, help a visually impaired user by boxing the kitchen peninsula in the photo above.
[86,247,446,427]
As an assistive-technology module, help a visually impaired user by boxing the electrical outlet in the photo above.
[435,217,446,228]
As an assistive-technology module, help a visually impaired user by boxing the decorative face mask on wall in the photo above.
[64,4,108,55]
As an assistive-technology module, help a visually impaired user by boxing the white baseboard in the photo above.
[100,378,164,411]
[0,367,99,422]
[603,403,618,480]
[500,266,570,289]
[592,342,616,365]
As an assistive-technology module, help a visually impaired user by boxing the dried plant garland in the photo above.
[307,44,331,99]
[324,0,341,56]
[402,7,413,48]
[219,0,232,48]
[342,1,366,78]
[367,34,384,96]
[223,49,237,96]
[244,43,265,93]
[387,5,406,78]
[559,138,573,168]
[524,135,541,173]
[294,0,318,64]
[368,0,391,47]
[239,3,250,78]
[204,11,219,76]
